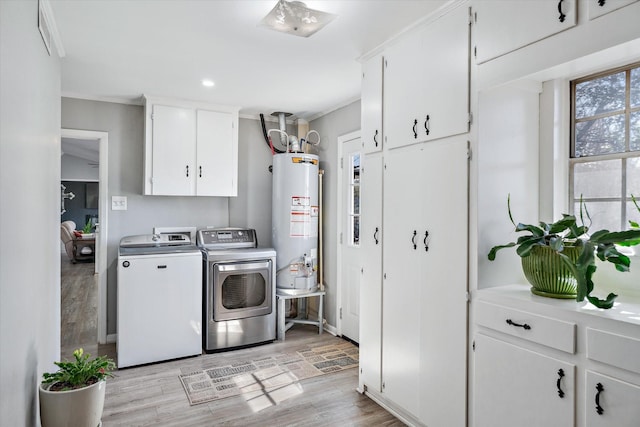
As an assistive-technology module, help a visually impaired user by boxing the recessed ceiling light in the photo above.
[202,79,215,87]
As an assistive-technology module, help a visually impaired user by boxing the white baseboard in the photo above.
[363,388,419,427]
[323,322,338,336]
[106,334,117,344]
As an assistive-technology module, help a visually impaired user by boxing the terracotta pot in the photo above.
[521,245,581,299]
[39,380,105,427]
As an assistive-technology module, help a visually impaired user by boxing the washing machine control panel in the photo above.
[197,228,257,248]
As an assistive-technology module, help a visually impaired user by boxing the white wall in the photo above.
[310,101,361,327]
[61,153,99,181]
[0,1,61,425]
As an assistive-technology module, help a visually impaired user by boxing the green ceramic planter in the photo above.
[521,245,581,299]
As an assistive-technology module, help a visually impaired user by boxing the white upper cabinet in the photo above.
[143,96,239,196]
[588,0,639,20]
[361,54,384,154]
[473,0,577,64]
[384,4,470,149]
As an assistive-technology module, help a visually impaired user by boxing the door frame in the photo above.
[61,128,109,344]
[336,130,361,338]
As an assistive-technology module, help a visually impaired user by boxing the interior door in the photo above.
[340,136,362,342]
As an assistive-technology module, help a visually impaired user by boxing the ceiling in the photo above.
[61,137,99,163]
[50,0,448,120]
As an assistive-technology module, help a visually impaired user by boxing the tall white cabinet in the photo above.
[358,3,471,425]
[143,96,239,196]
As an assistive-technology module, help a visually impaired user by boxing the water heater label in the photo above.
[290,197,318,237]
[291,196,310,206]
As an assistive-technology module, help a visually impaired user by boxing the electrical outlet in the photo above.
[111,196,127,211]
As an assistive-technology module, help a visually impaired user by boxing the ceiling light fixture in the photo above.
[260,0,337,38]
[202,79,215,87]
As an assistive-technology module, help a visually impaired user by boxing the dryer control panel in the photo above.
[197,228,257,249]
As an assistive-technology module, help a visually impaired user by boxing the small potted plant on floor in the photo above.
[488,195,640,309]
[39,348,115,427]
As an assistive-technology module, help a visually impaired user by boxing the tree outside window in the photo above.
[570,62,640,232]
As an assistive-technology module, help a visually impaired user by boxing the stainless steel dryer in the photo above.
[197,228,276,352]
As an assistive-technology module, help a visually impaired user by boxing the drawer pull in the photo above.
[412,119,418,139]
[595,382,604,415]
[374,227,379,245]
[157,265,167,269]
[373,129,379,147]
[506,319,531,330]
[556,369,565,398]
[598,0,605,6]
[424,114,430,136]
[423,230,430,252]
[411,230,417,250]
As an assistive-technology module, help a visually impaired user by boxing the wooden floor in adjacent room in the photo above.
[98,325,404,427]
[60,252,99,359]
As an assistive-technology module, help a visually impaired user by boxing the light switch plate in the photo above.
[112,196,127,211]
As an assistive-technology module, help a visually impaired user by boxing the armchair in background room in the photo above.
[60,220,95,263]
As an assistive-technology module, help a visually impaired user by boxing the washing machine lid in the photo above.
[120,233,192,248]
[197,228,257,249]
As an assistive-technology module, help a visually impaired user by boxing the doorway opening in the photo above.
[60,129,108,356]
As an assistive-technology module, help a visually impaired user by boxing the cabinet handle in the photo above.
[412,119,418,139]
[423,230,430,252]
[595,382,604,415]
[424,115,430,136]
[598,0,605,6]
[199,166,202,177]
[185,165,189,177]
[557,0,566,22]
[374,227,379,245]
[411,230,417,250]
[157,265,167,269]
[505,319,531,330]
[556,369,565,398]
[374,129,379,147]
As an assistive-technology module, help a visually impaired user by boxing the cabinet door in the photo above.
[382,144,424,417]
[418,136,468,427]
[474,0,577,64]
[361,55,384,154]
[359,152,383,392]
[151,104,196,195]
[196,109,236,196]
[474,333,575,427]
[384,32,423,150]
[421,5,470,142]
[588,0,639,20]
[585,370,640,426]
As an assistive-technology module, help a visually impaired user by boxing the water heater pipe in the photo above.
[318,168,325,291]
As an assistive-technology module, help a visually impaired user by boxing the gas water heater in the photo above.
[272,152,319,295]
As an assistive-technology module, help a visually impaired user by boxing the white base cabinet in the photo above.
[143,96,239,196]
[473,287,640,427]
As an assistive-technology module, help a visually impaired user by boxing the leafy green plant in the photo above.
[488,195,640,309]
[82,219,93,234]
[42,348,115,391]
[631,195,640,229]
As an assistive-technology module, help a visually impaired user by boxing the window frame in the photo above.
[569,61,640,230]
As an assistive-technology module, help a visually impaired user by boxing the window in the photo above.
[349,153,361,246]
[570,62,640,232]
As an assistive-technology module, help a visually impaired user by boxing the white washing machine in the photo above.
[117,233,202,368]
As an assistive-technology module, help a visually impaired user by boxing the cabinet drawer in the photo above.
[587,328,640,374]
[476,301,575,353]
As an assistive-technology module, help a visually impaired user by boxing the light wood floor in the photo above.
[61,255,402,425]
[61,252,98,359]
[99,325,404,426]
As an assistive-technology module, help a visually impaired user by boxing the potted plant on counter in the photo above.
[488,195,640,309]
[39,348,115,427]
